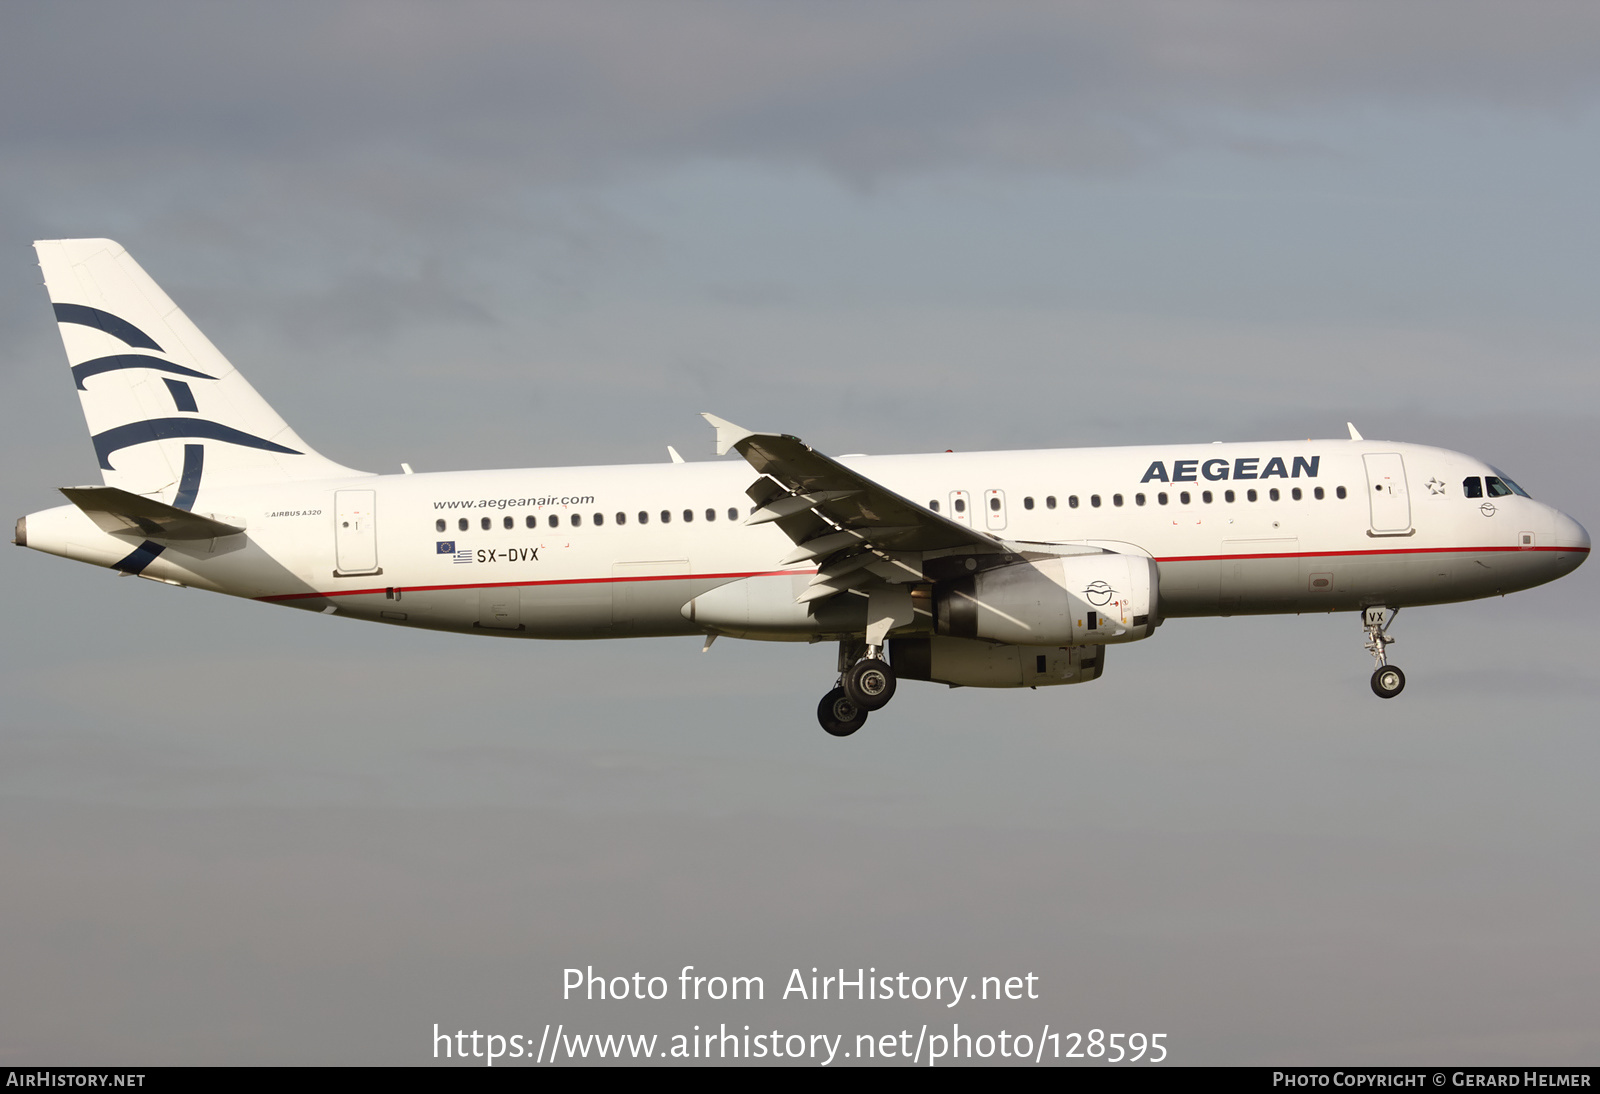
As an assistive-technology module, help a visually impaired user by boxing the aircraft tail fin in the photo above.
[33,239,364,508]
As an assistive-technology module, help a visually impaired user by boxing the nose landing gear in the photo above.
[817,639,900,736]
[1363,606,1405,698]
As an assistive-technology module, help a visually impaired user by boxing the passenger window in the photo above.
[1224,490,1235,503]
[1292,487,1302,501]
[930,500,940,512]
[594,513,604,526]
[1023,496,1034,510]
[1090,495,1101,508]
[683,509,693,523]
[1046,496,1056,509]
[954,498,966,513]
[638,511,648,525]
[1335,486,1347,499]
[498,515,509,529]
[1246,489,1257,502]
[1202,491,1213,504]
[1135,493,1145,506]
[1158,492,1168,505]
[1314,487,1325,500]
[616,512,627,525]
[481,517,491,531]
[571,513,582,527]
[458,518,468,532]
[1068,495,1079,509]
[1485,477,1514,498]
[1112,494,1123,507]
[1179,491,1190,505]
[989,496,1001,511]
[1463,477,1483,498]
[706,509,716,522]
[526,515,537,528]
[728,508,738,521]
[1269,488,1280,501]
[435,519,446,533]
[661,510,671,523]
[548,514,559,528]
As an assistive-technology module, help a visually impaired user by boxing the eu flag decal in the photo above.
[436,541,455,554]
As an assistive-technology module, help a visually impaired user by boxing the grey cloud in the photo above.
[8,3,1600,181]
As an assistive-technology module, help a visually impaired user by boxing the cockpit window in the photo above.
[1463,476,1483,498]
[1487,467,1531,498]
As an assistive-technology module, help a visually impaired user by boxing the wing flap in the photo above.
[702,413,1001,557]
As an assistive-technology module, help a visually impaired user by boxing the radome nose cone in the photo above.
[1557,510,1590,555]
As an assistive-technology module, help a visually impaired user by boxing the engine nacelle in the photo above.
[934,553,1158,647]
[891,636,1107,688]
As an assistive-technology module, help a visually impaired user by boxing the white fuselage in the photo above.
[20,437,1591,641]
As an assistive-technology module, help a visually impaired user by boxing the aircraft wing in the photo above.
[704,413,1041,604]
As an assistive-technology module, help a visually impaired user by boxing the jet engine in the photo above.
[933,553,1158,647]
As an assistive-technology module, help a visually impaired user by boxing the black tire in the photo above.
[843,658,897,711]
[1371,665,1406,699]
[818,687,868,737]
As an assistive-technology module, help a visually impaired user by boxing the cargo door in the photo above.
[612,559,689,634]
[477,586,523,630]
[1363,453,1412,534]
[333,489,380,575]
[1221,538,1301,611]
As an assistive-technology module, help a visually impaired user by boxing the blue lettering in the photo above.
[1202,458,1229,481]
[1260,457,1289,479]
[1233,457,1259,480]
[1292,455,1320,478]
[1172,460,1199,482]
[1140,461,1170,483]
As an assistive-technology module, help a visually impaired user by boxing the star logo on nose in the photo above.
[1425,477,1446,495]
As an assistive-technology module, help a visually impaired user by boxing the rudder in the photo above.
[34,238,364,508]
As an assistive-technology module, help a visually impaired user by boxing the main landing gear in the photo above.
[817,640,899,736]
[1362,606,1406,699]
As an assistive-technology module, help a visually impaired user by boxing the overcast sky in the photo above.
[2,2,1598,1065]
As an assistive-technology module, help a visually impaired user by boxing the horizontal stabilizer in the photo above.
[59,485,244,540]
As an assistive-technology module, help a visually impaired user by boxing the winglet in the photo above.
[1347,422,1364,441]
[667,445,685,464]
[700,412,756,457]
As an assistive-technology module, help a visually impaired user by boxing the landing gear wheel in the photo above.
[843,658,897,711]
[1371,665,1406,699]
[818,687,868,737]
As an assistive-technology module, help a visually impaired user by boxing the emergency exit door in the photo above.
[334,489,380,574]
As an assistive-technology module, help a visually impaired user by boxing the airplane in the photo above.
[14,239,1592,736]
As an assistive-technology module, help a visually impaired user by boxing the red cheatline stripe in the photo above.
[1154,544,1588,563]
[254,544,1588,602]
[255,567,814,602]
